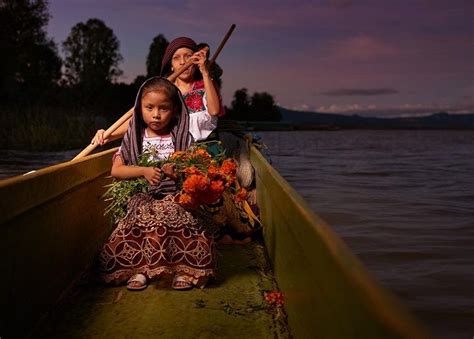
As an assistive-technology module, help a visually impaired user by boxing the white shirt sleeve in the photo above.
[189,112,218,141]
[188,92,218,141]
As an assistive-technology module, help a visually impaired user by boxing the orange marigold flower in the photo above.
[220,159,237,176]
[178,193,192,204]
[184,166,202,176]
[210,180,225,194]
[193,148,211,159]
[235,187,248,202]
[207,165,221,179]
[196,180,224,205]
[177,193,199,210]
[170,151,186,160]
[183,174,209,194]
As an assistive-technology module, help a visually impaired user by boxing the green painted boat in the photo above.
[0,140,432,338]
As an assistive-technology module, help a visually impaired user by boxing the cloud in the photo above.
[321,88,399,96]
[290,103,318,111]
[315,102,474,117]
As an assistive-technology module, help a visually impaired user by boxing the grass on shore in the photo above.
[1,105,111,151]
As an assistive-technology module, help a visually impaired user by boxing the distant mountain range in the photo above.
[278,107,474,129]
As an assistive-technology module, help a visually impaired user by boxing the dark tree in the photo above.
[250,92,281,121]
[226,88,281,121]
[132,75,147,88]
[0,0,62,100]
[62,18,122,92]
[146,34,168,77]
[227,88,251,120]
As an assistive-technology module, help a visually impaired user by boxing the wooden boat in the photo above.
[0,137,432,338]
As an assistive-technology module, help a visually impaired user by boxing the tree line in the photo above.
[0,0,280,122]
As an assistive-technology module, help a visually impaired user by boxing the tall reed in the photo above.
[0,104,108,151]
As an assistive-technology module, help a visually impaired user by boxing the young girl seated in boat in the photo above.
[99,77,215,291]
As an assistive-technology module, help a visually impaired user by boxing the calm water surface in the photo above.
[0,149,78,179]
[260,130,473,339]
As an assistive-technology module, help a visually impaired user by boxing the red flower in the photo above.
[264,291,284,307]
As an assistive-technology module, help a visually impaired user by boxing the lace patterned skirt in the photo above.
[99,193,216,283]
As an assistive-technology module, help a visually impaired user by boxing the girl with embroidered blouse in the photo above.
[92,37,224,146]
[99,77,215,291]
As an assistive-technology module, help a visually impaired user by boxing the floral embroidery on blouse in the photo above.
[183,81,206,114]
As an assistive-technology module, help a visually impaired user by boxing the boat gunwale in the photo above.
[250,145,431,338]
[0,148,118,225]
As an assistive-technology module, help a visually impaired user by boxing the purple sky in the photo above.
[47,0,473,116]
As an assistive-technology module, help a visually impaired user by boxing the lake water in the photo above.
[260,130,473,339]
[1,131,473,338]
[0,149,79,179]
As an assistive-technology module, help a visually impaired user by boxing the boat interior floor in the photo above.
[34,242,290,338]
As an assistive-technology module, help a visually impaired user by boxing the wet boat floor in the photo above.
[35,242,290,338]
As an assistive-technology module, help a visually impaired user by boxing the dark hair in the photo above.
[197,42,211,58]
[136,77,182,129]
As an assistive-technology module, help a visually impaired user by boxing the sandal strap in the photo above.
[128,273,147,285]
[173,274,192,286]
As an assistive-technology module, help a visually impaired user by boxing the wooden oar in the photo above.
[209,23,235,66]
[73,24,236,161]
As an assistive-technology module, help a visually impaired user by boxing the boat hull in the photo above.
[0,149,117,338]
[250,145,430,338]
[0,144,431,338]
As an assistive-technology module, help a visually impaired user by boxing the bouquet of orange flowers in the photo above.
[170,147,247,210]
[104,141,247,222]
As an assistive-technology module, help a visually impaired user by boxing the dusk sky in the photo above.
[47,0,473,117]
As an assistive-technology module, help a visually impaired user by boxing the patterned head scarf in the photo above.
[160,37,197,77]
[120,77,193,194]
[119,77,192,195]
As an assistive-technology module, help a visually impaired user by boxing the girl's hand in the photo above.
[191,49,208,76]
[162,163,177,180]
[91,129,108,146]
[143,167,161,185]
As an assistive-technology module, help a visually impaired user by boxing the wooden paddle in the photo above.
[73,24,236,160]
